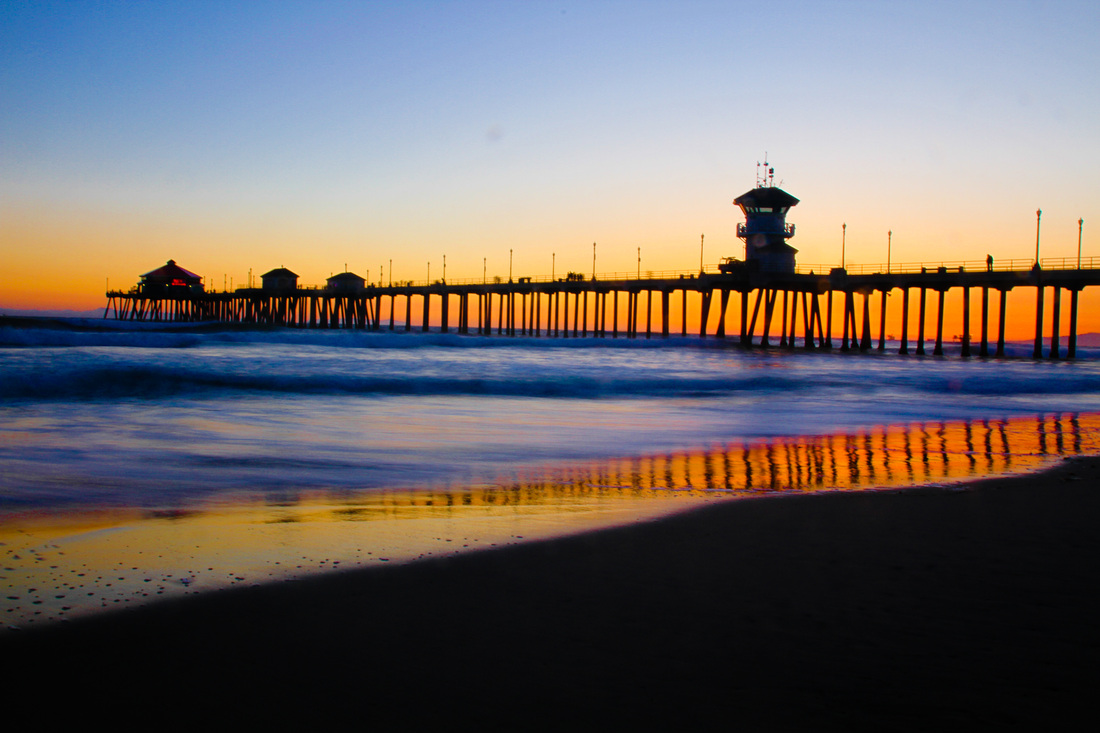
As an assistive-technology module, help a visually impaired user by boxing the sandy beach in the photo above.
[5,456,1099,730]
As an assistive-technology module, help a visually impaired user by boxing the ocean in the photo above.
[3,320,1100,628]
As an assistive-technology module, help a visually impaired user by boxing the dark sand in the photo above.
[6,458,1100,730]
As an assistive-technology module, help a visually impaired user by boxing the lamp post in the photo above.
[389,259,392,286]
[887,230,892,273]
[552,253,555,280]
[1079,218,1085,269]
[637,247,641,279]
[509,249,513,281]
[443,254,446,283]
[427,262,430,283]
[841,223,846,269]
[592,242,596,280]
[483,257,486,284]
[700,234,704,272]
[1035,208,1042,266]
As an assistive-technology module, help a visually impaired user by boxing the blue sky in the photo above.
[2,0,1097,305]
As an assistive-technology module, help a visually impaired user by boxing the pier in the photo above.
[104,169,1094,359]
[105,257,1100,359]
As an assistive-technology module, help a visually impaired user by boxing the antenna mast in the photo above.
[757,152,775,188]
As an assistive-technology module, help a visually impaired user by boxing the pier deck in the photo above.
[105,259,1100,359]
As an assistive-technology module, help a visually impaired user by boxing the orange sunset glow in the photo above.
[2,3,1096,328]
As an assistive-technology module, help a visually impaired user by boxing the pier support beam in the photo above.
[933,289,945,356]
[997,290,1008,357]
[899,288,910,354]
[662,291,670,338]
[1033,285,1045,359]
[779,291,789,347]
[961,286,971,357]
[812,293,826,348]
[699,290,712,338]
[761,290,778,348]
[645,290,652,339]
[582,291,588,337]
[682,289,688,336]
[916,288,927,355]
[877,290,888,351]
[740,290,750,345]
[612,291,619,338]
[802,292,813,349]
[716,289,730,339]
[629,291,638,338]
[979,287,989,357]
[792,290,800,347]
[840,292,853,351]
[1051,287,1062,360]
[860,293,872,351]
[745,289,763,346]
[1069,288,1080,359]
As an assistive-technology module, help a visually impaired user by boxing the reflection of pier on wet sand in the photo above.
[2,413,1096,630]
[540,411,1095,496]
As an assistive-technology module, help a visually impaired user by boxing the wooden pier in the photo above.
[105,258,1100,359]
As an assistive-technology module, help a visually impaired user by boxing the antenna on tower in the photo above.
[757,152,775,188]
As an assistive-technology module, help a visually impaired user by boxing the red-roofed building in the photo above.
[139,260,204,294]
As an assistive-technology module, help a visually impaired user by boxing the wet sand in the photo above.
[5,457,1100,730]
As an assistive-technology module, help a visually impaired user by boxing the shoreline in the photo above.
[4,412,1093,631]
[5,455,1099,728]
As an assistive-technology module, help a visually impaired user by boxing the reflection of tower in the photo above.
[733,161,799,273]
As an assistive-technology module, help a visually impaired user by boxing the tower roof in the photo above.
[733,187,800,209]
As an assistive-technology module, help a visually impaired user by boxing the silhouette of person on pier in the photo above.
[987,254,993,271]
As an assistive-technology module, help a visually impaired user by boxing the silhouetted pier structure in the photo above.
[105,257,1100,359]
[105,167,1094,359]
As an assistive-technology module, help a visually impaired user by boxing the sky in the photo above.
[2,0,1098,314]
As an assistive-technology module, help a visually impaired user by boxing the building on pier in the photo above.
[262,267,299,291]
[733,165,799,273]
[326,271,366,293]
[139,259,204,295]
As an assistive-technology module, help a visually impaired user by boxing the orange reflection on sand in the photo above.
[534,413,1098,497]
[2,412,1097,631]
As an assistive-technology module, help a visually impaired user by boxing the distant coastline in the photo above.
[0,307,106,319]
[0,313,233,332]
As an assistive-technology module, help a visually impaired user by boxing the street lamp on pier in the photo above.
[1079,218,1085,269]
[1035,208,1042,266]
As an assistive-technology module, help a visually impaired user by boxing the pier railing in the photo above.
[795,257,1099,276]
